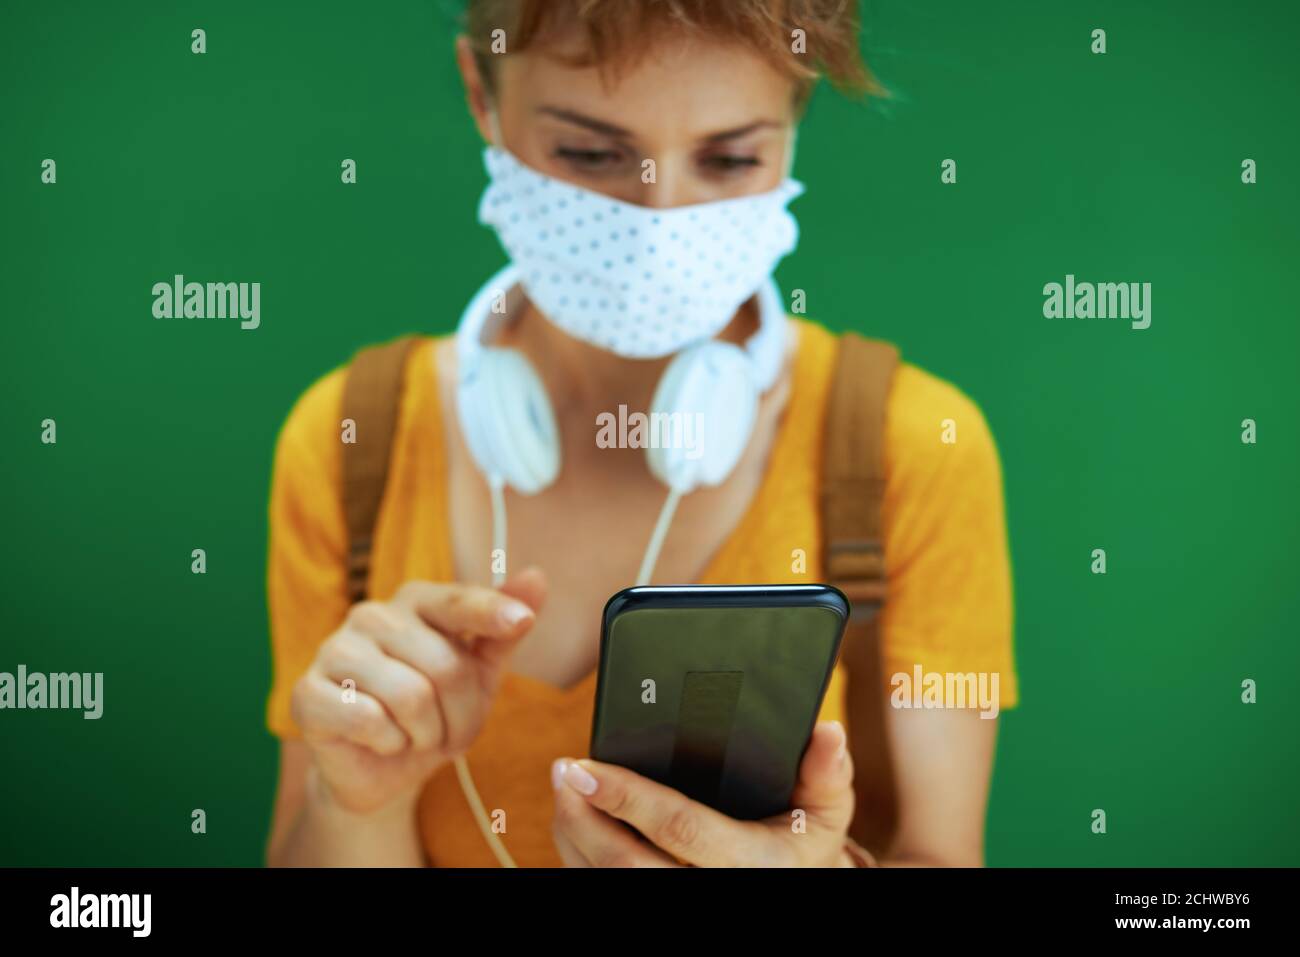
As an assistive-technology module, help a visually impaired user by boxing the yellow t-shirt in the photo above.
[265,318,1017,866]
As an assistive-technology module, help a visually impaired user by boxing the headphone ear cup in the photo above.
[456,347,560,495]
[646,341,758,493]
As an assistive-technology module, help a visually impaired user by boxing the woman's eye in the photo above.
[554,147,623,170]
[701,154,761,173]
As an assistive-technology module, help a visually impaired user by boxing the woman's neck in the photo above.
[496,298,760,419]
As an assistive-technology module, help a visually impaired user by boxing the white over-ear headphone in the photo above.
[454,262,787,582]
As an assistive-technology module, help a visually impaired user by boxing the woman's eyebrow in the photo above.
[701,120,783,143]
[537,106,633,139]
[535,108,782,144]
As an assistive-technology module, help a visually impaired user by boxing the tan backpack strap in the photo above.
[340,336,421,604]
[821,331,900,857]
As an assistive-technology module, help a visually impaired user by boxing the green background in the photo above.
[2,0,1296,866]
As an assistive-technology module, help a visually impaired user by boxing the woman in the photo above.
[265,0,1016,867]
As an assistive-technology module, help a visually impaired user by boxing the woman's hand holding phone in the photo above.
[551,720,858,867]
[290,569,547,817]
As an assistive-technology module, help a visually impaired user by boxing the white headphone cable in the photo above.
[454,478,682,867]
[635,487,682,587]
[452,474,518,867]
[488,475,508,566]
[452,754,515,867]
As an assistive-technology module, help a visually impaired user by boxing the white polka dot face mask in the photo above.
[477,146,805,359]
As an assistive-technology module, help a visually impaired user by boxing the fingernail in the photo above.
[500,601,532,628]
[830,721,848,765]
[551,758,569,791]
[563,761,599,796]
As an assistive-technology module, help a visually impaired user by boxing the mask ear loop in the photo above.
[486,105,506,150]
[781,125,799,180]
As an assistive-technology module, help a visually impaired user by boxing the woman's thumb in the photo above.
[790,720,855,818]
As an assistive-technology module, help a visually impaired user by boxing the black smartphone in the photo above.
[589,584,849,821]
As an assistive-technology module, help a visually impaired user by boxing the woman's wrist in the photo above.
[299,767,426,866]
[308,766,422,823]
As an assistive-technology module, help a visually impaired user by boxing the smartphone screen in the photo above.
[589,585,848,821]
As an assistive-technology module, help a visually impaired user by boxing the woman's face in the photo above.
[458,32,798,209]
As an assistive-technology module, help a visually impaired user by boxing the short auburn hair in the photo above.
[464,0,882,103]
